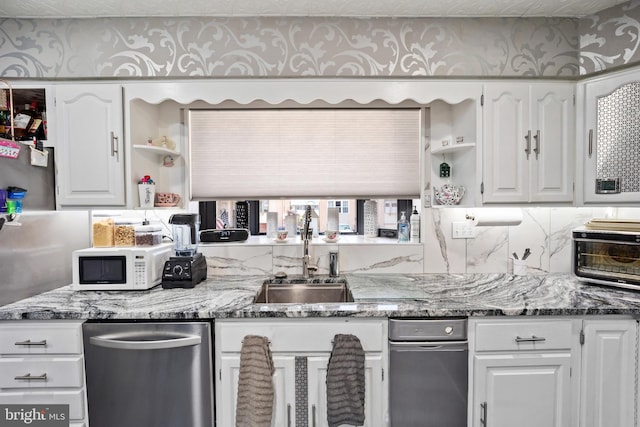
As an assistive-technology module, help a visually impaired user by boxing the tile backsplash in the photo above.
[197,206,640,276]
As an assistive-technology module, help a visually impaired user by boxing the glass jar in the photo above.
[114,218,141,247]
[92,218,114,247]
[135,225,162,246]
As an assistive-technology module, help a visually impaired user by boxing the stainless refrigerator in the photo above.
[0,145,91,305]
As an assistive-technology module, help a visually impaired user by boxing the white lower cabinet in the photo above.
[215,318,388,427]
[471,318,579,427]
[471,317,638,427]
[217,354,296,427]
[307,353,384,427]
[474,353,573,427]
[0,320,89,426]
[580,319,637,427]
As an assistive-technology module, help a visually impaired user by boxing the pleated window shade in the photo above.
[189,108,420,199]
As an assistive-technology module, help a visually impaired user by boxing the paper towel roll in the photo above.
[467,208,523,227]
[266,212,278,238]
[285,214,298,238]
[327,207,339,231]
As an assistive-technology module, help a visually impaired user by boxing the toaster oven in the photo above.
[573,228,640,291]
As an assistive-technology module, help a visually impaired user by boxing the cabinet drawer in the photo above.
[475,320,573,352]
[217,319,386,352]
[0,356,84,389]
[0,321,83,355]
[0,389,86,420]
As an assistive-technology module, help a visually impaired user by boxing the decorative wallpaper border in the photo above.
[0,17,579,78]
[580,0,640,74]
[0,2,638,79]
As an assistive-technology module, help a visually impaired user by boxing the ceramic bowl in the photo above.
[434,184,465,205]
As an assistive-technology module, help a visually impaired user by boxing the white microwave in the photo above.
[72,244,172,291]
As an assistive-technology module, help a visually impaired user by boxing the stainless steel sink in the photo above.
[253,278,354,304]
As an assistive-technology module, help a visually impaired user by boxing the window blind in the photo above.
[189,108,420,199]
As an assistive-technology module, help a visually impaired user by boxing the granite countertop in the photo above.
[1,273,640,320]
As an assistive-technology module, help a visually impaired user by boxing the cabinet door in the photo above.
[473,353,572,427]
[307,354,385,427]
[582,69,640,204]
[530,84,574,202]
[482,84,530,203]
[581,320,637,427]
[55,84,125,207]
[217,354,296,427]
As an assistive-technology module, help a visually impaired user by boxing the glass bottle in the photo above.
[398,211,410,243]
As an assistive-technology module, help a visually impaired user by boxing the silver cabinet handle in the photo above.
[14,339,47,346]
[588,129,593,158]
[524,130,532,157]
[15,373,47,381]
[533,130,540,158]
[480,402,487,427]
[90,334,201,350]
[287,404,291,427]
[515,335,546,343]
[312,404,317,427]
[111,131,119,160]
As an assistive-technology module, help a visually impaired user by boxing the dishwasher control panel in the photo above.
[389,318,467,341]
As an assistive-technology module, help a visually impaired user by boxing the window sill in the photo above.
[199,235,421,247]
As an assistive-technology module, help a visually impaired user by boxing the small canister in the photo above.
[92,218,115,247]
[135,224,162,246]
[114,218,141,247]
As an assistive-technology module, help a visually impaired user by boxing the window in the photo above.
[189,108,421,199]
[328,200,350,214]
[200,198,417,236]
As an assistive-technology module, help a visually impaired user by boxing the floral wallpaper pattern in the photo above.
[0,2,638,79]
[0,17,579,78]
[580,0,640,74]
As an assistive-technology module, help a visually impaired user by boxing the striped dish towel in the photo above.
[236,335,275,427]
[326,334,366,427]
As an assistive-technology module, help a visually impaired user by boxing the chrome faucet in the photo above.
[302,205,317,278]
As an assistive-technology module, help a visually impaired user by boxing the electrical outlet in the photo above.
[452,222,475,239]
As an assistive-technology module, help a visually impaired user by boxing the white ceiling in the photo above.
[0,0,629,18]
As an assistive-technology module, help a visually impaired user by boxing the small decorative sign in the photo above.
[0,139,20,159]
[439,162,451,178]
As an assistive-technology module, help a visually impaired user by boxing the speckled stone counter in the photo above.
[1,274,640,320]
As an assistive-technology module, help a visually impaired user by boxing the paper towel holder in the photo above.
[465,208,523,227]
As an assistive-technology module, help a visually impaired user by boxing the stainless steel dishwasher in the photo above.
[82,321,214,427]
[389,318,468,427]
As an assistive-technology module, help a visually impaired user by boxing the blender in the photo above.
[161,213,208,288]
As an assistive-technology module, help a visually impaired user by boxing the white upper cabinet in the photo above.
[482,82,574,204]
[580,66,640,204]
[55,84,125,207]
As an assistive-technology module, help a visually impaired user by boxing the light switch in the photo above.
[452,222,475,239]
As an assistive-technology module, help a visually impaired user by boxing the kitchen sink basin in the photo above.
[253,278,354,304]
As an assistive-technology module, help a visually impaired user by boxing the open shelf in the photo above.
[431,141,476,155]
[133,144,180,157]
